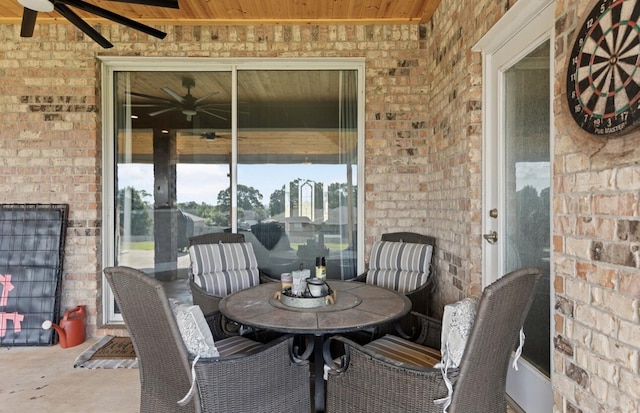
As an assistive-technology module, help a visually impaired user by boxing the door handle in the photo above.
[483,231,498,244]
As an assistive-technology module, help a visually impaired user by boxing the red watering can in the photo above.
[42,305,86,348]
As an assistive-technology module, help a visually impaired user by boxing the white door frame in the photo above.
[473,1,555,411]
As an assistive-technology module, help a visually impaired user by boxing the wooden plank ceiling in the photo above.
[0,0,441,25]
[117,70,358,164]
[3,0,440,164]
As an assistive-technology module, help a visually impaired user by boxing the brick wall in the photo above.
[553,0,640,411]
[424,0,640,411]
[423,0,515,308]
[0,23,430,336]
[0,40,102,333]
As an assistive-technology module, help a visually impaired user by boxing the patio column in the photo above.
[153,129,178,281]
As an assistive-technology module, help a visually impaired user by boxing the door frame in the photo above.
[473,0,555,411]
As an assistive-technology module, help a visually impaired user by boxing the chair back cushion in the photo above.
[440,297,478,369]
[170,299,220,358]
[365,240,432,293]
[189,242,260,296]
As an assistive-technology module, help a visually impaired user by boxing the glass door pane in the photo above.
[237,70,359,280]
[114,71,233,286]
[503,41,551,376]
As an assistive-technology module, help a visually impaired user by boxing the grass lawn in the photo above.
[124,241,155,251]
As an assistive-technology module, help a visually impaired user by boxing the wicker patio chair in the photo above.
[355,232,435,315]
[188,232,245,314]
[187,232,254,338]
[104,266,310,413]
[325,267,543,413]
[352,232,435,340]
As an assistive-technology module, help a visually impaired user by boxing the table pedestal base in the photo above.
[312,334,325,412]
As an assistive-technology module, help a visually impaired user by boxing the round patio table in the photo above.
[218,280,411,413]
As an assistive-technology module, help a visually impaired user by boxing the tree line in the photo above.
[118,179,357,235]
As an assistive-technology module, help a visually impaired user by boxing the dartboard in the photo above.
[566,0,640,136]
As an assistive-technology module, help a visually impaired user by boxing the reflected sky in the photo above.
[118,163,354,205]
[516,162,550,193]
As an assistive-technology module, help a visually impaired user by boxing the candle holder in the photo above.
[274,280,335,308]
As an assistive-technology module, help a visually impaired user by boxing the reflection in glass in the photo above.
[114,71,233,280]
[504,41,551,376]
[237,70,358,280]
[113,68,361,297]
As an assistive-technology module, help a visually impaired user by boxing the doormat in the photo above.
[74,336,138,369]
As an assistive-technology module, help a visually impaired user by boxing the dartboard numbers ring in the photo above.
[566,0,640,136]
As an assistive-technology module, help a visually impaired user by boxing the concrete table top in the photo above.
[219,280,411,335]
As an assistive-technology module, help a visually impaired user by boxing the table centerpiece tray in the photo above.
[271,285,360,312]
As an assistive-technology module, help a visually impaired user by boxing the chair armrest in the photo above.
[323,335,443,375]
[259,271,279,283]
[405,276,434,315]
[192,335,310,413]
[411,311,442,350]
[323,335,455,413]
[204,311,226,341]
[189,278,223,314]
[352,272,367,282]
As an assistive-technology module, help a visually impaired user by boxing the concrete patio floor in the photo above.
[0,339,521,413]
[0,276,521,413]
[0,276,185,413]
[0,338,140,413]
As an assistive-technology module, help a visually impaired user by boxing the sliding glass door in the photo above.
[236,69,359,280]
[114,70,233,284]
[101,58,364,322]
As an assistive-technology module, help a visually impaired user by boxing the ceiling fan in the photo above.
[199,132,248,141]
[200,132,230,140]
[127,77,231,122]
[18,0,179,49]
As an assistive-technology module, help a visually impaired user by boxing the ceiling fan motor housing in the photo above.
[182,77,196,89]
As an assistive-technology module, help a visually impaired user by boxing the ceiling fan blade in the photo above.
[63,0,166,39]
[54,3,113,48]
[106,0,180,9]
[149,107,179,116]
[198,105,232,113]
[126,91,176,104]
[199,105,250,116]
[161,87,185,103]
[197,108,228,121]
[127,103,168,107]
[197,101,246,106]
[194,91,219,104]
[20,8,38,37]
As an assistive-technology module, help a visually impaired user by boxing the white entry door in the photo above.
[474,1,554,411]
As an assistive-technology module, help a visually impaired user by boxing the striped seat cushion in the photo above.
[189,242,258,275]
[364,334,441,368]
[365,240,432,293]
[189,242,260,296]
[193,268,260,297]
[216,335,264,357]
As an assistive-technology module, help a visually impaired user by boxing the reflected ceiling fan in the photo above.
[200,132,230,140]
[18,0,179,49]
[199,132,247,141]
[128,77,231,122]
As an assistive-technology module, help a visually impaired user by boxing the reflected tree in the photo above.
[217,185,266,221]
[515,185,550,267]
[118,187,152,236]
